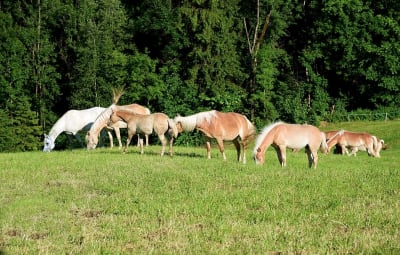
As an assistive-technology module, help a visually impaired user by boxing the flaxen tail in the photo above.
[243,118,257,144]
[112,86,125,104]
[320,132,328,153]
[371,135,378,157]
[167,118,179,138]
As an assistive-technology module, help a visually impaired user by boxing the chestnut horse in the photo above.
[86,104,150,150]
[109,109,178,156]
[174,110,255,163]
[253,122,328,169]
[326,130,381,157]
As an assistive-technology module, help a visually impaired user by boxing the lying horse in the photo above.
[253,122,328,169]
[109,109,178,156]
[174,110,255,163]
[326,130,379,157]
[43,107,112,152]
[86,104,151,150]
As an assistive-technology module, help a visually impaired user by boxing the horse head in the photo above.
[86,130,98,150]
[173,115,184,133]
[253,147,265,165]
[43,134,55,152]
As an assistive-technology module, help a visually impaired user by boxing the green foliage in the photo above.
[124,51,165,109]
[0,0,400,150]
[5,96,42,152]
[0,110,14,152]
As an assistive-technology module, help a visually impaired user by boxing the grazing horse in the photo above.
[109,109,178,156]
[86,104,151,150]
[327,130,381,157]
[346,135,385,158]
[174,110,255,163]
[43,107,112,152]
[253,122,328,169]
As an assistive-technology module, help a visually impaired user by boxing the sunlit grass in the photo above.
[1,120,399,254]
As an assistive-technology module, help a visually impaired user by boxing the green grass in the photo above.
[1,120,399,254]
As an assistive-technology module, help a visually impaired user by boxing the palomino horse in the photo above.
[345,136,384,157]
[174,110,255,163]
[109,109,178,156]
[253,122,328,168]
[43,107,112,152]
[326,130,381,157]
[86,104,151,150]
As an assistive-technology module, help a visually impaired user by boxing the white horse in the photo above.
[43,107,113,152]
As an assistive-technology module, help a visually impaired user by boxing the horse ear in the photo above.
[257,148,261,152]
[86,131,90,137]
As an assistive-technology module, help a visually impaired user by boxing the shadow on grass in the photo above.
[87,146,205,158]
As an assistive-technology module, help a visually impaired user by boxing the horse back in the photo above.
[341,131,374,146]
[198,111,252,140]
[57,107,104,134]
[121,104,150,115]
[282,124,322,148]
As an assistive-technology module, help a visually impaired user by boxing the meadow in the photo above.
[1,120,399,254]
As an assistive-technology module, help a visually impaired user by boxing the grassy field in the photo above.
[1,120,399,254]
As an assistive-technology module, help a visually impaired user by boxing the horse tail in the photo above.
[320,132,328,153]
[167,118,179,138]
[245,119,257,142]
[326,129,344,152]
[326,129,344,142]
[112,86,125,104]
[371,135,378,157]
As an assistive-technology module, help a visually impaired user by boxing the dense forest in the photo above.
[0,0,399,151]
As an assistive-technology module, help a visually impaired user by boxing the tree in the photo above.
[177,0,247,112]
[70,0,129,108]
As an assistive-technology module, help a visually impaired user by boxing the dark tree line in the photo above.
[0,0,399,151]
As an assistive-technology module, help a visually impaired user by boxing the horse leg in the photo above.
[139,138,144,154]
[74,133,84,148]
[107,130,114,149]
[348,147,357,156]
[272,145,284,167]
[366,145,376,157]
[168,137,174,157]
[216,138,226,161]
[232,139,242,163]
[146,134,149,146]
[306,146,318,169]
[114,128,122,149]
[279,145,287,167]
[158,134,167,156]
[205,138,212,159]
[340,144,347,155]
[124,131,134,154]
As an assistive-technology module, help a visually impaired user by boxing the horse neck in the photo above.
[255,130,275,153]
[90,107,112,136]
[327,132,341,147]
[178,115,197,132]
[48,119,66,140]
[113,110,133,123]
[254,123,281,153]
